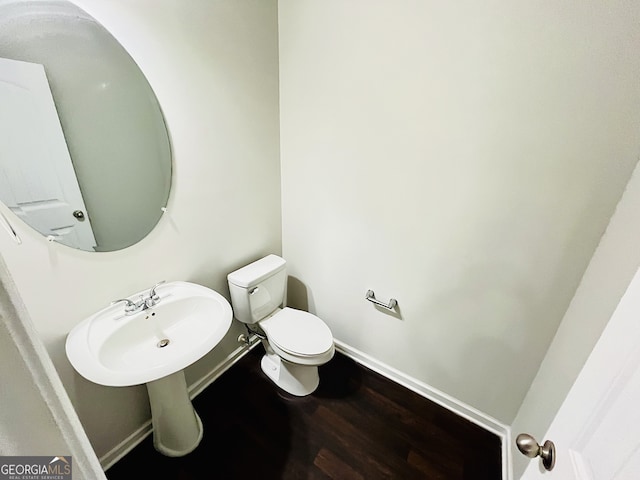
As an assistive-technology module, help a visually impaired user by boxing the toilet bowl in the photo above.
[227,255,334,396]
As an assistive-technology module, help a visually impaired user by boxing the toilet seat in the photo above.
[260,307,334,365]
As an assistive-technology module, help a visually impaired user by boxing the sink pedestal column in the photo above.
[146,370,203,456]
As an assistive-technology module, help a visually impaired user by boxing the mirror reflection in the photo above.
[0,0,171,252]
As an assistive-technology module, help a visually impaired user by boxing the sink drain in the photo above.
[157,339,170,348]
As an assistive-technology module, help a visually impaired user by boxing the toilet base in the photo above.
[260,352,319,396]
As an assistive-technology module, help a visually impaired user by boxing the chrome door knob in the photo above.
[516,433,555,471]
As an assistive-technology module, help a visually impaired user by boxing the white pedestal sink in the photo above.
[65,281,232,456]
[146,371,203,456]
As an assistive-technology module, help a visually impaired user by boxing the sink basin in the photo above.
[65,280,233,456]
[66,281,232,387]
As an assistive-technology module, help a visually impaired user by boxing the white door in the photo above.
[0,56,96,250]
[520,265,640,479]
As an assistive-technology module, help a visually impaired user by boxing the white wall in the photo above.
[279,0,640,423]
[511,163,640,476]
[0,0,280,460]
[0,257,105,479]
[0,320,71,458]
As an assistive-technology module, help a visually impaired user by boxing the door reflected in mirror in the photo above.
[0,0,172,252]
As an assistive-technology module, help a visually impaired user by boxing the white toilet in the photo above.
[227,254,335,396]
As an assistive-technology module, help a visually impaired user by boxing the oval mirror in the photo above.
[0,0,171,252]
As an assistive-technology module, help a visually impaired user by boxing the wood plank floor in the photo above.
[106,347,502,479]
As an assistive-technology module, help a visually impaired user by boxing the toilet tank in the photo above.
[227,254,287,324]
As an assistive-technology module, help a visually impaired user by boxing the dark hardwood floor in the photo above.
[106,347,502,479]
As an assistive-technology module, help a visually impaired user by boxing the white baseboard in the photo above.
[99,343,254,471]
[334,339,513,480]
[99,419,153,471]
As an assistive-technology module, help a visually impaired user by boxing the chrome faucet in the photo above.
[112,281,166,316]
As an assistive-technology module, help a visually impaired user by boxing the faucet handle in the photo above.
[149,281,166,302]
[111,298,137,314]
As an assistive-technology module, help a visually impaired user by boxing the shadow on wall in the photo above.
[287,276,311,311]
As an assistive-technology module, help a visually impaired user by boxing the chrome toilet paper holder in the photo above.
[365,290,397,310]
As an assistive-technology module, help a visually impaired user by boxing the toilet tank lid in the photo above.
[227,254,286,288]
